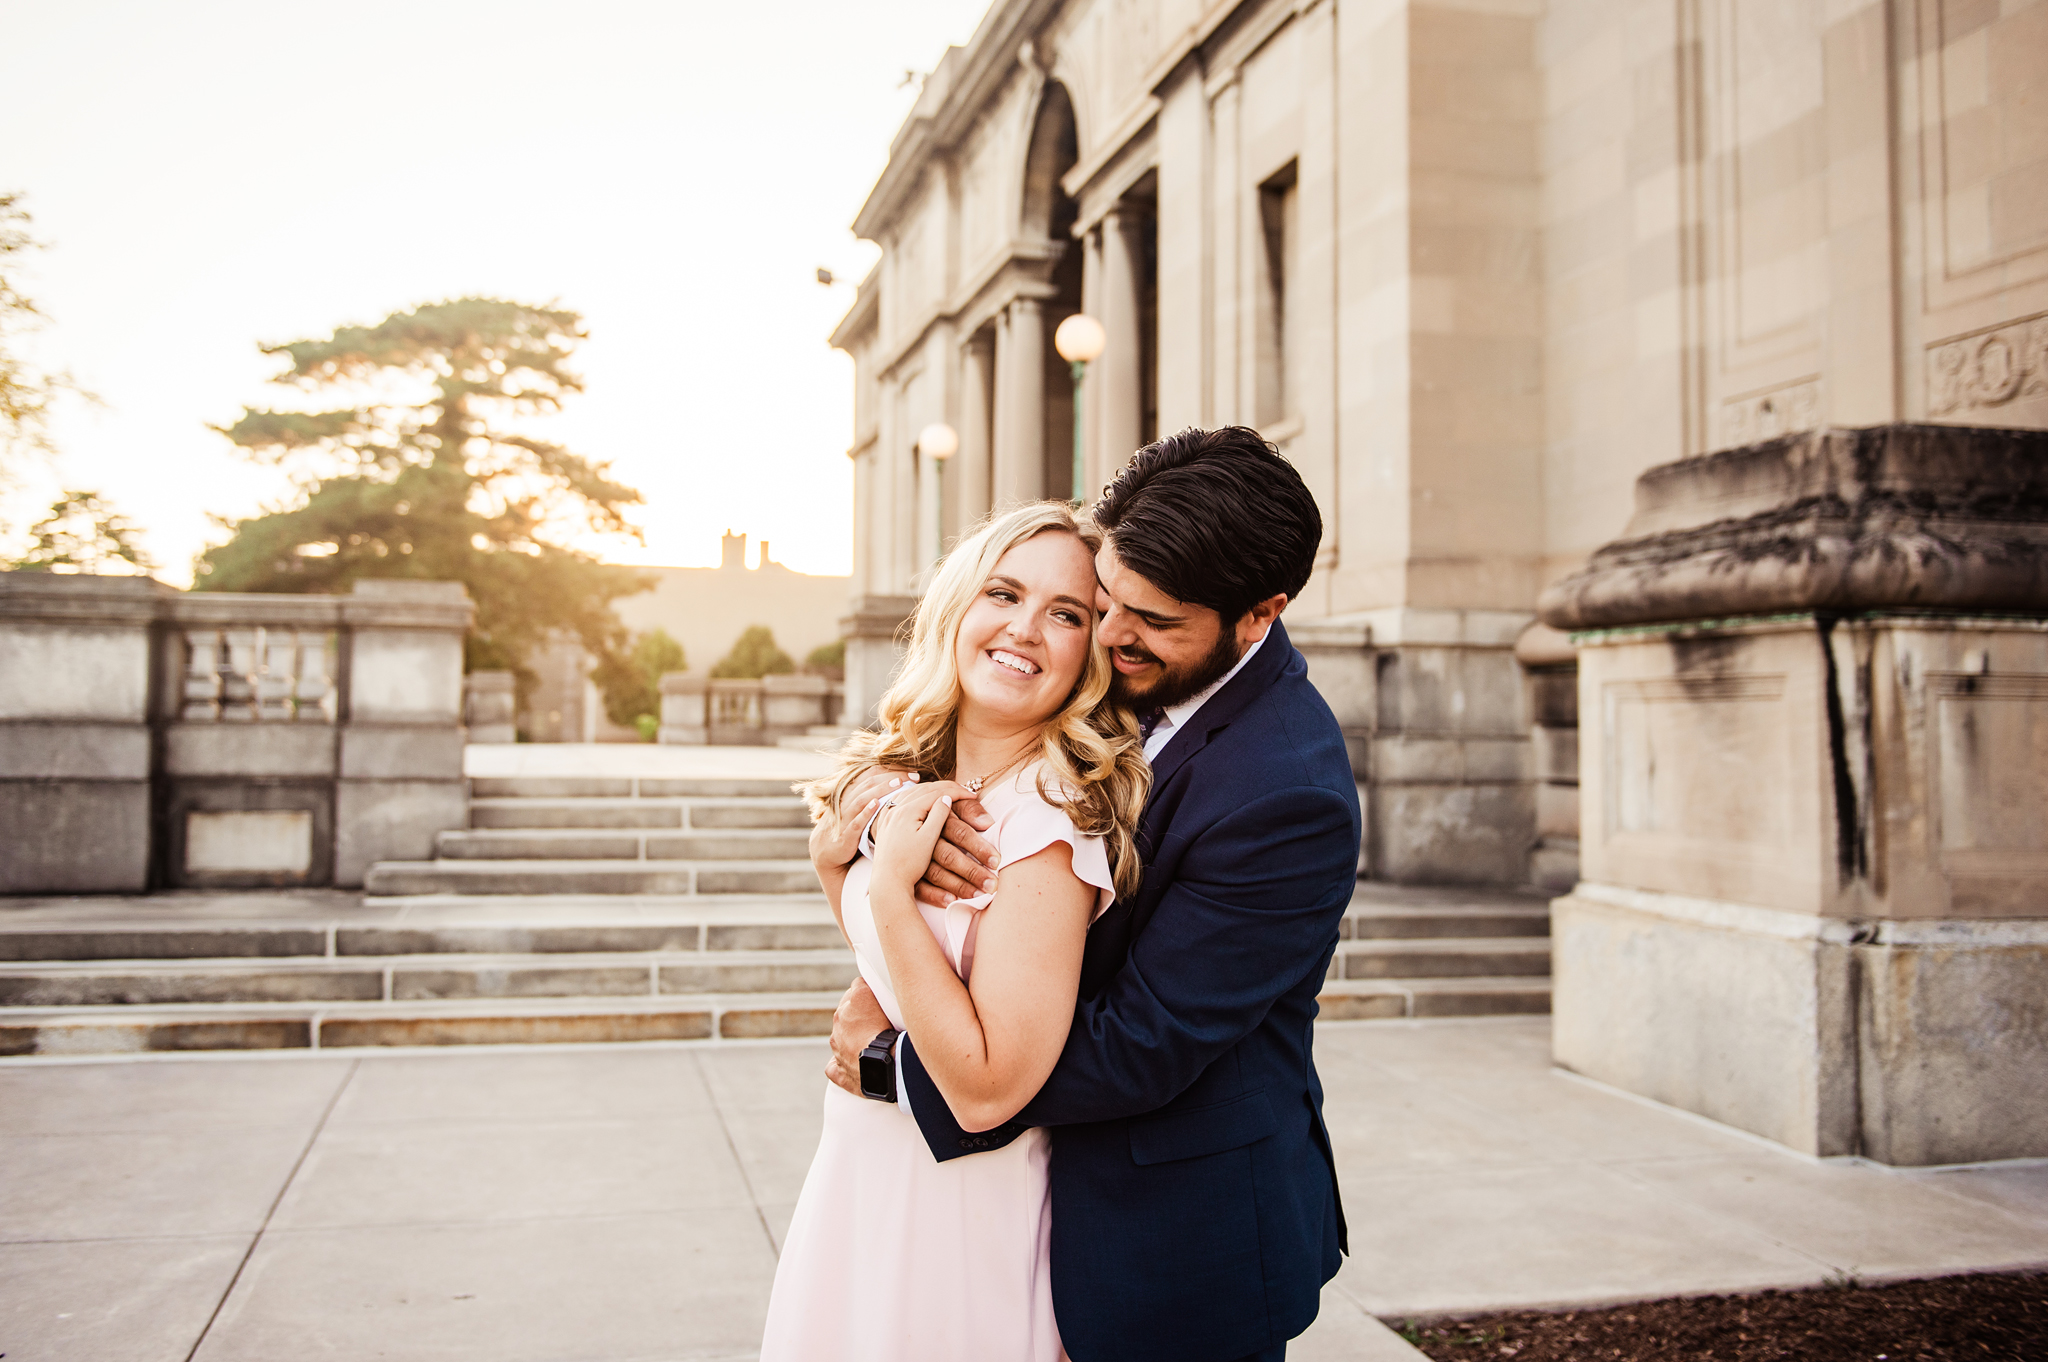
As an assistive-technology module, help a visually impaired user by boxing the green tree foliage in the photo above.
[805,639,845,677]
[712,625,795,680]
[0,192,114,546]
[194,298,649,673]
[7,489,153,574]
[591,627,685,735]
[0,193,85,470]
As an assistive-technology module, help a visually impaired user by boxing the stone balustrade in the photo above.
[0,574,474,894]
[657,673,842,746]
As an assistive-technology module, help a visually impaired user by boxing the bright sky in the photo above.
[1,0,993,583]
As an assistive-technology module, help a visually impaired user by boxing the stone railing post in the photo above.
[464,671,517,743]
[334,581,471,886]
[658,673,709,744]
[0,574,171,892]
[1540,423,2048,1165]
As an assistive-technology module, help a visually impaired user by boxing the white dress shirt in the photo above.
[1140,629,1266,761]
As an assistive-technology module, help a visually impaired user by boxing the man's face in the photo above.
[1093,541,1244,710]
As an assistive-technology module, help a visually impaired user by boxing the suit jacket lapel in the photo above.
[1145,618,1297,792]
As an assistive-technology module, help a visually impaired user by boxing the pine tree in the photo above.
[196,298,649,672]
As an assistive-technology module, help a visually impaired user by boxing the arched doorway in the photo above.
[1021,83,1083,500]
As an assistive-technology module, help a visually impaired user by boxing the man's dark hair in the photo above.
[1092,426,1322,621]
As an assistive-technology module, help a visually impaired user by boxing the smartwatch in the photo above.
[858,1027,901,1103]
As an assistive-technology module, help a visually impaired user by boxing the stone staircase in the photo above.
[0,777,1550,1055]
[363,775,822,897]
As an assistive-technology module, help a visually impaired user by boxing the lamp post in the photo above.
[916,421,959,575]
[1053,313,1106,503]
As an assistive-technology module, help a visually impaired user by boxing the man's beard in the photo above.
[1109,626,1245,711]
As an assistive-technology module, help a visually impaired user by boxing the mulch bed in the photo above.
[1397,1271,2048,1361]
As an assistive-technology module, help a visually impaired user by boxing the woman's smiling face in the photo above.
[953,529,1099,728]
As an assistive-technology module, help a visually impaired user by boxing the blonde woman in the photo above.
[759,502,1149,1362]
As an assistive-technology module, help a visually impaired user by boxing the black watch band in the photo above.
[858,1026,901,1103]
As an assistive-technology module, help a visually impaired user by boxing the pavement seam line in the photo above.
[180,1057,359,1362]
[693,1049,781,1257]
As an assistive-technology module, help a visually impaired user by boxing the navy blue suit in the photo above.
[901,619,1359,1362]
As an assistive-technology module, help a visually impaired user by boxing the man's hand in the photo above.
[826,977,893,1097]
[876,793,999,908]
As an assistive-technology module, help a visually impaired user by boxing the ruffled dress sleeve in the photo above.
[929,769,1117,981]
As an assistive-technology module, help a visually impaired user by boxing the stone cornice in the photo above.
[0,575,474,633]
[828,267,880,352]
[1539,424,2048,630]
[851,0,1065,242]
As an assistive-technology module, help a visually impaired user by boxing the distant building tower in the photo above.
[720,530,746,571]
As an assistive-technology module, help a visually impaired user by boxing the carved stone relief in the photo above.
[1928,315,2048,416]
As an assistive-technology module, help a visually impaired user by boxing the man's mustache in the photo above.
[1112,645,1158,666]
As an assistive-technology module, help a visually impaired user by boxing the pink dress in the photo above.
[759,765,1115,1362]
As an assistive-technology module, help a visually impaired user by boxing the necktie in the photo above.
[1138,707,1166,742]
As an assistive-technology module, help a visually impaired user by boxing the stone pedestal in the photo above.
[463,671,517,743]
[1541,424,2048,1164]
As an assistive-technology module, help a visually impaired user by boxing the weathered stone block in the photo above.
[0,781,151,893]
[333,780,467,888]
[347,628,464,724]
[1552,886,1856,1157]
[1556,885,2048,1163]
[1370,781,1534,885]
[165,723,335,778]
[0,723,149,780]
[338,725,465,781]
[1857,929,2048,1166]
[0,623,151,722]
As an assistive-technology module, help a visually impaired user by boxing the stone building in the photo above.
[832,0,2048,1163]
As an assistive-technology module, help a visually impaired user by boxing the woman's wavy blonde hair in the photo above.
[804,501,1150,901]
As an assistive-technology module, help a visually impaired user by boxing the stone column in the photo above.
[1541,424,2048,1165]
[955,334,994,531]
[916,442,942,580]
[1077,227,1104,495]
[1154,61,1208,433]
[1098,210,1146,481]
[992,298,1044,507]
[1209,75,1243,427]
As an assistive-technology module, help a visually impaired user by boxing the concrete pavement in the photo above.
[4,1018,2045,1361]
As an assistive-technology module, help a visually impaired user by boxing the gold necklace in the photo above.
[957,748,1029,796]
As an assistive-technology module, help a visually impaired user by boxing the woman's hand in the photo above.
[809,795,880,875]
[869,782,967,900]
[809,768,915,873]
